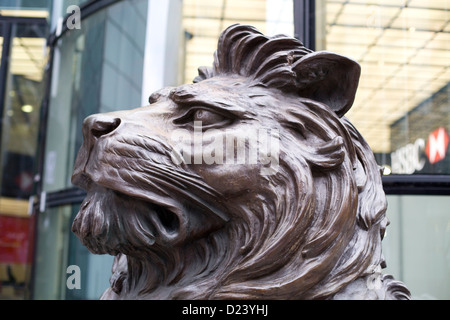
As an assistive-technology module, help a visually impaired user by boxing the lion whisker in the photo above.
[150,165,222,198]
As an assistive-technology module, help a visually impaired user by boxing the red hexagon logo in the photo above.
[425,127,449,164]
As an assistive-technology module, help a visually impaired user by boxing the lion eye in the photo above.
[193,109,226,125]
[174,108,232,130]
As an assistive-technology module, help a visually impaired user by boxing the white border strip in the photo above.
[141,0,170,106]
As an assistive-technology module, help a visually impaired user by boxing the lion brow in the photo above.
[169,86,254,118]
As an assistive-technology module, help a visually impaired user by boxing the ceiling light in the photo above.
[21,105,34,113]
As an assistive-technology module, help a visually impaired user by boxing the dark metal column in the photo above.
[0,20,12,148]
[293,0,316,50]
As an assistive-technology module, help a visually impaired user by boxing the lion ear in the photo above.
[293,51,361,118]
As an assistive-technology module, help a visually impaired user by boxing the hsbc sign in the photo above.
[391,127,450,174]
[391,138,426,174]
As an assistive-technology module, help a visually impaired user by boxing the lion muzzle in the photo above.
[71,111,229,256]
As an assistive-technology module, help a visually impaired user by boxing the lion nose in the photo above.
[84,114,121,138]
[72,114,122,190]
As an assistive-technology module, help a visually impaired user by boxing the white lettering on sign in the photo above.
[391,138,425,174]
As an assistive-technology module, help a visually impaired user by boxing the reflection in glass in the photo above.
[317,0,450,175]
[0,20,47,300]
[44,0,148,193]
[182,0,294,84]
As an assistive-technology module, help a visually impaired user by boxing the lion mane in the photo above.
[71,24,410,300]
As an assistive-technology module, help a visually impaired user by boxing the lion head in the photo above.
[71,24,410,300]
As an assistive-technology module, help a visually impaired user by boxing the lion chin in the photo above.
[71,24,410,300]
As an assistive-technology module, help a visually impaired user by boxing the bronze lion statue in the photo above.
[71,24,410,299]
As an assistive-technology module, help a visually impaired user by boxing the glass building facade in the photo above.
[0,0,448,300]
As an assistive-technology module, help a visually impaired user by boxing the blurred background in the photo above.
[0,0,448,299]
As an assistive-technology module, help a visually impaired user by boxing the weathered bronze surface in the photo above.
[71,24,410,299]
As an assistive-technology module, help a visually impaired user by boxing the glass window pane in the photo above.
[43,0,149,193]
[32,205,72,299]
[316,0,450,175]
[182,0,294,84]
[33,204,113,300]
[0,20,47,300]
[1,24,46,199]
[383,195,450,299]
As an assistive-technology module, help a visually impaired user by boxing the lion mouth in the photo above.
[71,182,188,255]
[145,200,182,242]
[72,178,227,256]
